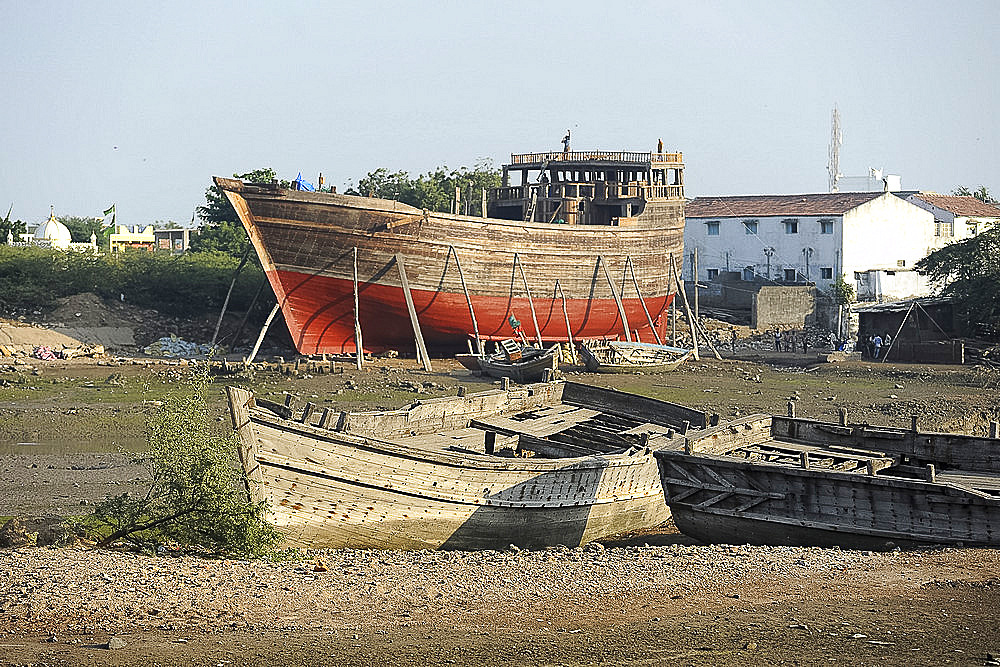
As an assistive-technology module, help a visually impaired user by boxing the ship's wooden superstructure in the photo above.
[226,380,715,550]
[214,147,685,355]
[654,414,1000,549]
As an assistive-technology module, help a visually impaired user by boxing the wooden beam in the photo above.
[353,246,363,370]
[598,255,631,342]
[448,245,482,355]
[670,254,699,360]
[246,302,280,364]
[513,253,544,347]
[625,255,662,345]
[395,253,432,371]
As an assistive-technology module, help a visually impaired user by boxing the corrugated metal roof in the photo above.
[909,194,1000,218]
[685,192,885,218]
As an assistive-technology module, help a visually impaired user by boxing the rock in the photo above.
[0,518,36,548]
[104,636,127,650]
[313,558,329,573]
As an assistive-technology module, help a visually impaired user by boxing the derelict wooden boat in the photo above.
[580,340,692,373]
[214,147,685,355]
[654,413,1000,549]
[226,381,717,550]
[475,340,559,384]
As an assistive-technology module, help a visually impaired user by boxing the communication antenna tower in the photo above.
[827,106,843,193]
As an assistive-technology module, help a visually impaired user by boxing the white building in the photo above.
[905,193,1000,240]
[684,192,942,300]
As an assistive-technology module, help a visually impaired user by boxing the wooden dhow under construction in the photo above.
[215,147,685,355]
[226,380,716,550]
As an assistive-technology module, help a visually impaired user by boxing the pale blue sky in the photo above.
[2,1,997,226]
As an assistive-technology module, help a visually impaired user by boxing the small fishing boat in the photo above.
[654,412,1000,549]
[580,340,692,373]
[226,380,716,550]
[475,340,560,384]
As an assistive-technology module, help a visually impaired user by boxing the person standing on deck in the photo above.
[562,130,571,153]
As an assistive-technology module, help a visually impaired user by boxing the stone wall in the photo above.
[752,285,817,329]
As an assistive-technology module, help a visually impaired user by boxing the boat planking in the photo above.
[214,147,685,355]
[580,340,693,373]
[654,414,1000,549]
[227,380,716,550]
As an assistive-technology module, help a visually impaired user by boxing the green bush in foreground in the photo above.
[90,370,279,556]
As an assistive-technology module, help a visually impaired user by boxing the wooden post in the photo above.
[839,407,848,426]
[911,415,919,432]
[692,248,700,322]
[395,254,432,371]
[991,422,999,439]
[353,247,364,370]
[484,431,496,455]
[787,401,796,418]
[211,245,252,349]
[670,260,678,346]
[669,254,699,360]
[481,188,487,219]
[448,246,482,355]
[554,279,575,357]
[246,302,280,364]
[598,256,631,342]
[513,253,543,347]
[925,464,936,483]
[800,451,810,469]
[626,256,663,345]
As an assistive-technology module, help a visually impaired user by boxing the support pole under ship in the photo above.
[215,148,686,355]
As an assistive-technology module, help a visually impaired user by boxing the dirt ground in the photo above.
[2,349,1000,665]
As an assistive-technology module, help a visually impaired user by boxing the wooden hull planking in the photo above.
[580,340,692,373]
[226,382,716,550]
[655,415,1000,549]
[216,178,683,354]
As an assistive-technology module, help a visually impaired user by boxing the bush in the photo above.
[0,246,267,318]
[90,369,279,556]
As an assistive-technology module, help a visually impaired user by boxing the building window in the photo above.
[706,221,720,236]
[820,267,833,280]
[897,259,906,267]
[743,219,758,235]
[783,218,799,234]
[742,266,755,281]
[784,268,797,282]
[820,219,834,234]
[706,268,719,280]
[934,220,954,237]
[968,220,979,235]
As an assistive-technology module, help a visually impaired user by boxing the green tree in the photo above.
[192,168,285,257]
[831,274,855,305]
[951,186,997,204]
[0,204,26,243]
[60,215,112,249]
[915,224,1000,339]
[90,369,279,556]
[348,160,501,216]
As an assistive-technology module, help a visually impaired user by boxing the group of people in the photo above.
[772,328,812,354]
[861,331,893,360]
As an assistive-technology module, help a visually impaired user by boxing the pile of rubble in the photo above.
[142,335,221,358]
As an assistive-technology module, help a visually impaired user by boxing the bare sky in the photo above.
[3,1,996,226]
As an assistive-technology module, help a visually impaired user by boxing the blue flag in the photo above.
[293,173,315,192]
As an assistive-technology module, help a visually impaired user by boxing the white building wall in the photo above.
[840,193,935,284]
[684,213,844,290]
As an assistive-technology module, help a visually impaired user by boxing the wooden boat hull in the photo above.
[580,340,692,373]
[655,415,1000,549]
[476,345,559,384]
[215,178,683,354]
[227,382,715,550]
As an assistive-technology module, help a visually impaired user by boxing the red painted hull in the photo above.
[276,268,673,354]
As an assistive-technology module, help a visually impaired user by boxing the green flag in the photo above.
[101,204,116,228]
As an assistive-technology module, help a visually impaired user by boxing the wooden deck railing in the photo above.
[509,151,683,165]
[491,182,683,201]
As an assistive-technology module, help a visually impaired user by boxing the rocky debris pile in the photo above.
[0,518,88,548]
[142,335,220,358]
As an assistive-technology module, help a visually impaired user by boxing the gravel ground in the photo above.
[2,543,999,666]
